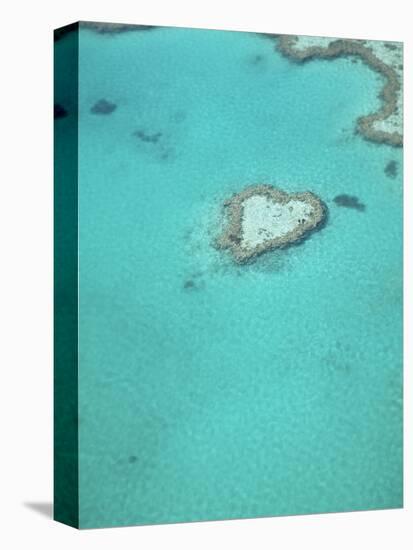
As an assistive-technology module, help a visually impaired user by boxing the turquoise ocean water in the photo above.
[58,26,402,527]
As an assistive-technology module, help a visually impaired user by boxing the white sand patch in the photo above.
[291,36,337,50]
[241,195,315,248]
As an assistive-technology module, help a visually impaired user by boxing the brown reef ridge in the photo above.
[54,21,156,41]
[273,35,403,147]
[216,184,327,263]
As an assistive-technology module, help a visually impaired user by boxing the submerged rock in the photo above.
[384,160,398,178]
[90,99,117,115]
[183,279,196,290]
[333,194,366,211]
[133,129,162,143]
[216,184,326,263]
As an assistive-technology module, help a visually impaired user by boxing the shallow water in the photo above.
[57,25,402,527]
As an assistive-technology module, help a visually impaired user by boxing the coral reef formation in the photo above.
[274,35,403,147]
[82,21,155,34]
[216,185,326,263]
[54,21,155,41]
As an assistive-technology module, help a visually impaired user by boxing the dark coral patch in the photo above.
[54,103,68,119]
[333,194,365,212]
[229,234,242,245]
[183,280,196,290]
[251,54,265,65]
[133,129,162,143]
[384,160,398,178]
[183,275,205,291]
[90,99,117,115]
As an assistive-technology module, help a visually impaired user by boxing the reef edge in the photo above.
[273,35,403,147]
[215,184,327,263]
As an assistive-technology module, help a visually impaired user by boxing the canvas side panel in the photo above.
[53,22,79,529]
